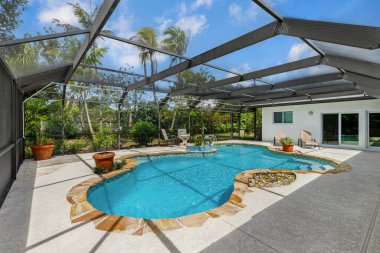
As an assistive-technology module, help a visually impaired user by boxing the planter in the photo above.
[31,144,55,160]
[282,144,294,152]
[93,152,115,169]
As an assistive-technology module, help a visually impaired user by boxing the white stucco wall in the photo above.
[262,99,380,150]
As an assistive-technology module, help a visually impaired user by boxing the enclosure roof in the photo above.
[1,0,379,109]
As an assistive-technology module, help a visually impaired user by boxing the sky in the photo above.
[12,0,380,86]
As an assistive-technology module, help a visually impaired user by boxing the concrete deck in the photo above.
[0,142,379,253]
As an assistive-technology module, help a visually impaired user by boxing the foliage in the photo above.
[34,131,54,146]
[93,166,105,175]
[15,2,265,154]
[194,135,205,146]
[130,121,156,146]
[113,160,126,170]
[0,0,28,41]
[90,127,115,151]
[162,26,189,66]
[65,139,88,154]
[93,160,126,175]
[177,68,216,87]
[280,137,294,145]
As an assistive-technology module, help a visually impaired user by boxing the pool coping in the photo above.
[66,144,351,235]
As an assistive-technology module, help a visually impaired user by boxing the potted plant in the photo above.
[93,152,115,170]
[280,137,295,152]
[31,131,55,160]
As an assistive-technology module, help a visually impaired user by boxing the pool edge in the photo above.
[66,144,350,235]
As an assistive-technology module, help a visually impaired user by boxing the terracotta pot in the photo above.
[282,144,294,152]
[31,144,55,160]
[93,152,115,169]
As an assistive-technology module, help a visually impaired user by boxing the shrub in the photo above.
[129,121,156,146]
[194,134,205,146]
[94,166,105,175]
[90,128,115,151]
[93,160,126,175]
[280,137,294,145]
[34,131,54,146]
[65,139,88,154]
[113,160,126,170]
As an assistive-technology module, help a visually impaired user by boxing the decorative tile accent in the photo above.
[67,143,351,235]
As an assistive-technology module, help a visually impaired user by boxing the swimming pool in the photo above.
[87,145,335,219]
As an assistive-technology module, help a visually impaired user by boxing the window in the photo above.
[273,111,293,124]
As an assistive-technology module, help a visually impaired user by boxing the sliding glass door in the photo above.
[322,114,339,145]
[322,113,359,146]
[341,113,359,146]
[369,113,380,148]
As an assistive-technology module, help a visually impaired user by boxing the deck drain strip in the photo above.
[360,194,380,253]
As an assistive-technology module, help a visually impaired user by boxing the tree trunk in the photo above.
[78,108,86,135]
[83,90,95,141]
[170,110,177,130]
[149,51,161,141]
[128,108,133,128]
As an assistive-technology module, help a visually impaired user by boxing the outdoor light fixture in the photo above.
[308,111,314,116]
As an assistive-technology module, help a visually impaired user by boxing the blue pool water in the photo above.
[87,145,335,219]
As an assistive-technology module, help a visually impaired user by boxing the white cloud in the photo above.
[97,38,141,68]
[38,3,80,25]
[156,17,173,33]
[175,15,208,37]
[191,0,213,10]
[35,0,96,26]
[225,63,251,78]
[107,12,135,38]
[229,3,259,23]
[228,3,242,21]
[177,2,188,17]
[287,43,314,62]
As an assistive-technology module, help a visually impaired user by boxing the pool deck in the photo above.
[0,141,379,253]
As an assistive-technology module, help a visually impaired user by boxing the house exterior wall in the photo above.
[262,99,380,150]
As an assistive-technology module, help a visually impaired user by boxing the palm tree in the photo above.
[161,26,189,129]
[131,27,161,139]
[6,43,39,75]
[162,26,189,66]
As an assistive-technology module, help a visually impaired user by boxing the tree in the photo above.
[161,26,190,129]
[6,43,38,73]
[176,68,216,134]
[162,26,189,66]
[0,0,28,41]
[131,27,162,139]
[53,2,109,141]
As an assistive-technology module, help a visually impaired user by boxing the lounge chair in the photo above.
[273,130,286,146]
[300,130,320,149]
[161,129,177,146]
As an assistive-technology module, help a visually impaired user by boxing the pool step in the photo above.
[298,165,334,171]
